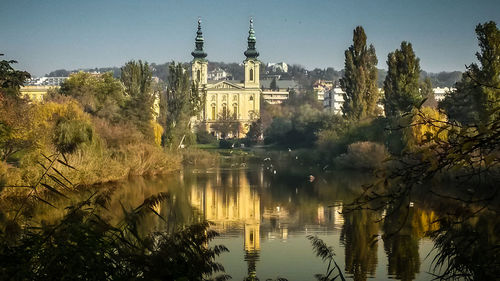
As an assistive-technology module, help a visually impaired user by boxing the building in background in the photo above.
[24,76,68,86]
[208,68,231,81]
[433,87,454,101]
[323,87,345,114]
[313,80,334,101]
[267,62,288,73]
[260,79,298,104]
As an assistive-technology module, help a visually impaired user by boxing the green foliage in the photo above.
[440,21,500,126]
[52,118,94,154]
[0,193,229,281]
[246,119,263,145]
[334,141,389,170]
[308,236,346,281]
[383,42,424,117]
[210,108,240,139]
[58,72,125,121]
[0,97,34,162]
[163,62,203,148]
[121,60,155,136]
[340,26,380,120]
[0,54,31,98]
[270,77,277,90]
[196,129,217,145]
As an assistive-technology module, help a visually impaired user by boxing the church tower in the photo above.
[244,18,260,89]
[191,19,208,86]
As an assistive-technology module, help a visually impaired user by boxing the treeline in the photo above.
[0,59,209,191]
[46,64,461,89]
[258,22,499,172]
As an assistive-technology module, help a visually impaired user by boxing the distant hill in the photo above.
[45,63,462,88]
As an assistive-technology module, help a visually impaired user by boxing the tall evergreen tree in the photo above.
[439,21,500,126]
[121,60,154,135]
[340,26,379,120]
[383,42,423,117]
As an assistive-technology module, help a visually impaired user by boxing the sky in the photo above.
[1,0,499,77]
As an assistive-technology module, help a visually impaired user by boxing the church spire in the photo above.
[244,18,259,59]
[191,18,207,60]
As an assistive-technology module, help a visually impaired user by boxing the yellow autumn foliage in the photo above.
[30,100,92,150]
[151,121,164,146]
[404,107,448,150]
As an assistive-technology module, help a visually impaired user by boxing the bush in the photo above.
[196,130,217,145]
[334,141,389,170]
[52,118,94,154]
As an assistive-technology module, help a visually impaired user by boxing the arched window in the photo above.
[222,103,227,117]
[197,70,201,82]
[249,96,254,101]
[211,103,216,120]
[249,68,254,81]
[233,103,238,119]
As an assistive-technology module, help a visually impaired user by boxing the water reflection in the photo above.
[7,161,486,280]
[341,210,380,281]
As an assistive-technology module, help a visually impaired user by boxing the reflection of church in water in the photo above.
[189,169,261,278]
[188,167,344,279]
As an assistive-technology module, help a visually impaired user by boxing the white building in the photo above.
[25,77,68,86]
[323,87,345,114]
[208,68,230,81]
[267,62,288,73]
[262,90,289,104]
[313,80,334,101]
[433,87,454,101]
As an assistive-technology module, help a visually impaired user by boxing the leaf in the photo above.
[41,183,68,198]
[33,195,57,208]
[52,167,73,185]
[47,174,70,190]
[57,159,76,170]
[148,206,166,222]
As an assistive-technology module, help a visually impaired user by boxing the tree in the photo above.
[339,26,379,120]
[163,62,203,147]
[383,42,423,117]
[121,60,155,136]
[270,78,277,91]
[0,54,30,98]
[58,72,125,121]
[210,108,240,139]
[440,21,500,126]
[0,54,32,161]
[420,77,437,108]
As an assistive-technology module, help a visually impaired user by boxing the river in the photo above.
[77,155,440,281]
[11,155,479,280]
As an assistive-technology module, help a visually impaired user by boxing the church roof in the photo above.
[206,80,245,90]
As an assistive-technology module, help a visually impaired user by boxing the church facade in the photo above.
[191,19,261,138]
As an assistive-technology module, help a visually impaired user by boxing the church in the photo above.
[190,19,261,138]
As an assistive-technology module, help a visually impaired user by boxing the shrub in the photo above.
[52,118,94,154]
[334,141,389,170]
[196,130,217,145]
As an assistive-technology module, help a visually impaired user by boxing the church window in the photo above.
[233,103,238,118]
[211,104,216,120]
[197,70,201,82]
[249,68,254,81]
[222,103,227,117]
[249,96,254,101]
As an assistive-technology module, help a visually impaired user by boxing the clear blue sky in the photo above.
[1,0,499,76]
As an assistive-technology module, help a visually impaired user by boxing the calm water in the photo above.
[25,157,442,280]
